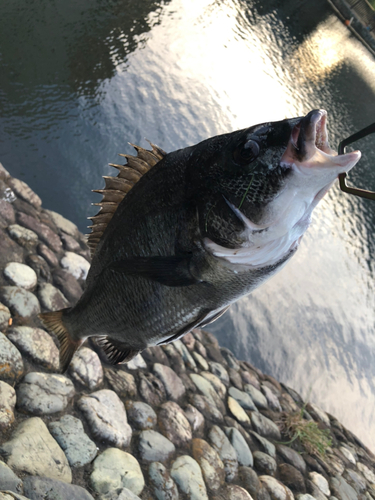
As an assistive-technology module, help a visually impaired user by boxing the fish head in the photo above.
[192,109,361,266]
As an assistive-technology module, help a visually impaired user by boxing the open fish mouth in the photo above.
[291,109,332,155]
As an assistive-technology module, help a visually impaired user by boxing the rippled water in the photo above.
[1,0,375,450]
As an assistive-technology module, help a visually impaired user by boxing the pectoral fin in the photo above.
[96,336,140,364]
[110,256,202,287]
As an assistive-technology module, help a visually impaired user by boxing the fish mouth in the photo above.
[291,109,332,155]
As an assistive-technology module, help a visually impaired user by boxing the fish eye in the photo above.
[233,139,260,165]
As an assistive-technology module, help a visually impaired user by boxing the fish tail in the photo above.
[39,309,82,373]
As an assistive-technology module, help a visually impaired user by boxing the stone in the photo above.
[0,461,22,493]
[44,210,79,238]
[173,340,197,371]
[245,384,268,409]
[206,344,226,364]
[153,363,186,401]
[142,346,170,367]
[23,476,94,500]
[343,469,367,494]
[148,462,179,500]
[225,427,253,467]
[7,223,39,249]
[38,283,69,312]
[192,438,225,491]
[279,394,300,413]
[208,425,238,481]
[0,492,29,500]
[251,431,276,459]
[262,384,282,412]
[38,243,59,267]
[182,332,195,350]
[184,404,205,434]
[0,303,11,330]
[228,396,251,425]
[60,252,90,280]
[0,417,71,482]
[220,347,240,370]
[26,255,52,283]
[309,472,331,496]
[104,368,137,398]
[61,233,81,252]
[162,344,186,374]
[8,327,59,371]
[259,476,294,500]
[229,386,257,411]
[307,403,330,427]
[195,340,207,358]
[339,446,356,465]
[357,463,375,484]
[329,476,358,500]
[116,489,142,500]
[225,484,254,499]
[251,412,281,441]
[276,444,306,474]
[126,353,147,370]
[90,448,144,497]
[241,369,261,390]
[278,463,306,493]
[192,352,209,371]
[0,231,23,269]
[0,199,15,224]
[48,414,97,468]
[78,389,132,449]
[190,374,225,412]
[170,455,208,500]
[138,372,166,406]
[125,401,157,430]
[254,451,277,476]
[238,466,261,498]
[17,372,74,415]
[189,394,223,423]
[229,368,244,390]
[0,287,40,318]
[16,213,62,253]
[306,479,328,500]
[68,347,103,390]
[158,401,192,447]
[0,382,16,430]
[0,334,23,384]
[7,178,41,208]
[296,496,316,500]
[201,371,226,399]
[138,430,175,462]
[4,264,37,290]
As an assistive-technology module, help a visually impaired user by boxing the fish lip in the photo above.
[291,109,332,156]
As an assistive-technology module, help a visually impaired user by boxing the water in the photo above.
[1,0,375,450]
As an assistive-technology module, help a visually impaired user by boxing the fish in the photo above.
[39,109,361,372]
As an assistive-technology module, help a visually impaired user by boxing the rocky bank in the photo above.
[0,161,374,500]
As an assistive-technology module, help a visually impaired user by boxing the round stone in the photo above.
[238,466,261,498]
[260,476,294,500]
[126,353,147,370]
[309,472,331,496]
[225,427,253,467]
[38,283,70,311]
[45,209,79,238]
[190,373,225,412]
[262,384,282,412]
[138,430,175,462]
[278,463,306,493]
[4,263,37,290]
[158,401,192,447]
[138,372,166,406]
[189,393,224,424]
[170,455,208,500]
[226,484,254,499]
[244,383,268,409]
[208,425,238,482]
[105,368,137,398]
[0,286,40,318]
[8,178,42,208]
[192,351,209,371]
[148,462,179,500]
[7,224,38,249]
[0,381,16,430]
[254,451,277,476]
[201,371,227,399]
[125,400,157,430]
[60,252,90,280]
[8,326,59,371]
[0,302,11,330]
[0,460,23,493]
[228,396,251,425]
[192,438,225,491]
[209,362,230,386]
[153,363,186,401]
[184,404,205,434]
[23,476,95,500]
[0,333,24,383]
[276,444,306,473]
[251,412,281,441]
[69,347,103,390]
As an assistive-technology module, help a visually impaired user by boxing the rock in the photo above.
[142,346,170,367]
[44,210,79,238]
[357,462,375,484]
[0,417,71,482]
[192,352,209,371]
[201,371,226,399]
[78,389,132,449]
[0,231,24,269]
[254,451,277,476]
[279,394,300,413]
[61,233,81,252]
[182,332,195,350]
[259,476,294,500]
[192,438,225,491]
[238,466,261,498]
[116,489,142,500]
[224,427,253,467]
[206,344,226,364]
[241,369,261,390]
[228,386,257,411]
[138,372,166,406]
[0,333,23,384]
[278,464,306,493]
[23,476,94,500]
[208,425,238,482]
[251,412,281,441]
[225,484,254,499]
[8,327,59,371]
[245,384,268,409]
[343,469,367,494]
[38,283,69,311]
[0,381,16,430]
[158,401,192,447]
[0,492,29,500]
[189,394,223,424]
[307,403,330,427]
[90,448,144,497]
[329,476,358,500]
[26,255,51,283]
[0,199,15,224]
[162,344,186,374]
[60,252,90,280]
[38,243,59,267]
[7,178,41,209]
[251,431,276,458]
[153,363,186,401]
[262,384,282,412]
[68,348,103,389]
[0,461,22,493]
[0,287,40,318]
[306,479,328,500]
[220,347,240,371]
[276,444,306,474]
[309,472,331,496]
[195,340,207,358]
[0,303,11,330]
[190,374,225,412]
[138,430,175,462]
[173,340,197,371]
[126,353,147,370]
[104,368,137,398]
[184,404,205,434]
[170,455,208,500]
[296,495,316,500]
[48,415,97,468]
[4,264,37,290]
[125,401,157,430]
[339,446,356,465]
[148,462,179,500]
[227,396,250,425]
[16,213,62,253]
[229,368,244,390]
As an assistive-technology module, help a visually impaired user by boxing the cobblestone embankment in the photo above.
[0,162,374,500]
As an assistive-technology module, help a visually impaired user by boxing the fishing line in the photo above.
[238,173,255,210]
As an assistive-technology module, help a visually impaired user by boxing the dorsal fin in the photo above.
[88,142,166,257]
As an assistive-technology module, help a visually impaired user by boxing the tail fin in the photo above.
[39,310,82,373]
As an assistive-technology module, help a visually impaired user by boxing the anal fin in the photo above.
[96,336,140,364]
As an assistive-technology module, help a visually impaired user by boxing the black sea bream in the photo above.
[40,109,361,371]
